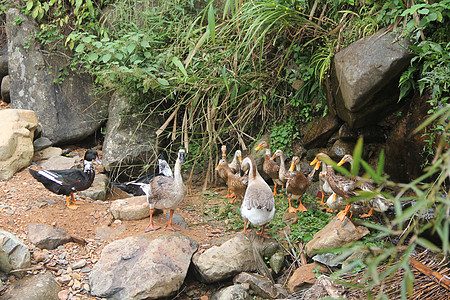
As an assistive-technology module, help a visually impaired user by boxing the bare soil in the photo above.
[0,144,238,299]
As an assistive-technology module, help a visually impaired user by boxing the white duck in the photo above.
[240,155,275,238]
[140,149,187,232]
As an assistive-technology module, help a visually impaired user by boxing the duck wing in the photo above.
[244,182,274,212]
[29,169,91,194]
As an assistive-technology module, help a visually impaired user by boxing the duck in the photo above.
[336,154,392,217]
[255,141,283,195]
[215,159,248,204]
[139,148,186,232]
[311,153,356,220]
[271,149,289,189]
[217,145,232,198]
[229,149,243,175]
[311,158,336,212]
[111,151,172,196]
[285,156,314,213]
[240,155,275,238]
[29,149,102,209]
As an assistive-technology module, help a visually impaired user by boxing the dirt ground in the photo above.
[0,143,240,299]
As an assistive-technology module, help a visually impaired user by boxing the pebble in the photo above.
[57,274,72,284]
[72,259,87,269]
[79,267,90,273]
[58,289,69,300]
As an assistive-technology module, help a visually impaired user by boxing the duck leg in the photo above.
[257,224,271,238]
[229,195,237,204]
[164,209,180,231]
[360,207,374,218]
[272,184,278,196]
[223,189,232,198]
[337,203,352,221]
[317,190,326,205]
[287,198,297,213]
[239,220,251,234]
[70,193,84,204]
[66,194,78,210]
[145,209,161,232]
[296,197,308,212]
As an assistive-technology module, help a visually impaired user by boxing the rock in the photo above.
[305,216,370,257]
[287,263,328,293]
[78,173,109,201]
[385,93,433,182]
[327,139,355,161]
[192,234,256,283]
[211,284,250,300]
[0,272,60,300]
[301,274,345,299]
[0,45,8,84]
[0,229,31,275]
[102,91,161,178]
[0,109,38,180]
[6,8,108,145]
[110,196,149,221]
[33,137,53,152]
[90,233,198,299]
[95,225,127,241]
[32,250,47,263]
[71,259,87,270]
[269,250,285,274]
[38,156,78,171]
[164,212,189,229]
[330,29,413,128]
[233,272,287,299]
[34,147,63,161]
[1,75,10,103]
[312,252,350,267]
[302,114,341,148]
[338,123,388,143]
[57,289,69,300]
[27,223,72,250]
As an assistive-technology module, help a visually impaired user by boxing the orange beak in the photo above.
[254,144,262,151]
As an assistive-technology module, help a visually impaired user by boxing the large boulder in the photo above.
[330,28,414,128]
[102,92,162,180]
[0,272,60,300]
[0,109,37,180]
[0,229,31,275]
[6,8,108,145]
[90,233,198,299]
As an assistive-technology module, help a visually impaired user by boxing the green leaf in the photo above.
[208,3,216,44]
[87,52,99,63]
[114,53,123,60]
[157,78,169,86]
[376,150,385,178]
[102,53,112,63]
[75,43,85,53]
[416,237,441,252]
[140,40,150,48]
[26,1,33,11]
[351,137,363,176]
[172,57,188,77]
[417,8,429,15]
[127,43,137,54]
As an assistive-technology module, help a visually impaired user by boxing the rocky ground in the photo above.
[0,146,245,299]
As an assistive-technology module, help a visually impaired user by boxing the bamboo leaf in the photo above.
[208,3,216,44]
[351,137,363,176]
[172,56,188,77]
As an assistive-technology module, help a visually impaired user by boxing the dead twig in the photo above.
[409,258,450,291]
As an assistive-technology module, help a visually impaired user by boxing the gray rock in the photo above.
[233,272,288,299]
[90,233,198,299]
[110,196,149,221]
[312,252,350,267]
[39,156,78,171]
[0,45,8,84]
[331,29,413,128]
[71,259,87,270]
[328,139,355,161]
[1,75,9,103]
[192,234,256,283]
[27,223,72,250]
[34,147,63,161]
[211,285,250,300]
[269,250,285,274]
[305,216,369,257]
[78,173,109,201]
[302,114,341,148]
[0,229,31,276]
[165,212,189,229]
[102,91,161,178]
[6,8,108,145]
[0,272,60,300]
[32,137,53,152]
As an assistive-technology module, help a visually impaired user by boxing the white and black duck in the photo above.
[29,149,102,209]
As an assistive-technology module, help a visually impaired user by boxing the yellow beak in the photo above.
[254,144,262,151]
[288,160,295,172]
[337,158,345,166]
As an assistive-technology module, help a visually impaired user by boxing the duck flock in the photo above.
[28,141,392,238]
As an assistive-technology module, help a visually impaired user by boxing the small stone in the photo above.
[57,274,72,284]
[80,267,90,273]
[58,289,69,300]
[33,251,47,263]
[72,279,81,290]
[71,259,87,270]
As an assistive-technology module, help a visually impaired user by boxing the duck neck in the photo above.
[174,158,183,184]
[265,148,271,156]
[248,157,258,180]
[83,160,95,182]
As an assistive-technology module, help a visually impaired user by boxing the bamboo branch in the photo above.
[409,257,450,291]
